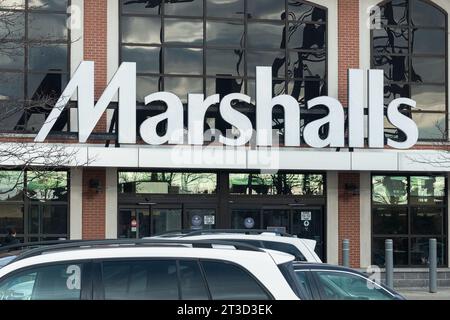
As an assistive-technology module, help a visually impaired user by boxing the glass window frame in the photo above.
[0,170,70,242]
[371,173,448,267]
[119,0,329,142]
[0,0,72,133]
[370,0,448,142]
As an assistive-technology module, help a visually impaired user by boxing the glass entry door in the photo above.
[231,206,325,259]
[119,205,216,238]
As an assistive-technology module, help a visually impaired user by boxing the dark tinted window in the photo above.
[371,0,448,141]
[0,263,82,300]
[263,241,306,261]
[314,271,395,300]
[201,261,271,300]
[179,260,209,300]
[102,260,178,300]
[295,271,313,299]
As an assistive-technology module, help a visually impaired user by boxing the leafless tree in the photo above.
[0,1,86,194]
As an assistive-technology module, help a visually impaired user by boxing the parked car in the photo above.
[293,263,405,300]
[0,239,300,300]
[149,229,322,263]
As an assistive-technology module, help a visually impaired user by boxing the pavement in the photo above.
[397,288,450,300]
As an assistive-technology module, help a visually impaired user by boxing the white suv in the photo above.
[0,239,300,300]
[151,229,322,263]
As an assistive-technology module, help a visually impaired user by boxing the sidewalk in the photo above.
[397,288,450,300]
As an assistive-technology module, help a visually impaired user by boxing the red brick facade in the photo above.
[82,0,107,239]
[338,0,360,106]
[338,173,360,268]
[82,169,106,239]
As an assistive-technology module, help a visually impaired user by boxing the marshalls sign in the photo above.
[35,61,418,150]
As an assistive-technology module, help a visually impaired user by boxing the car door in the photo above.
[310,270,398,300]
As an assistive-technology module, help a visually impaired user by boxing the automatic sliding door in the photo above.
[151,207,182,235]
[292,208,324,259]
[185,208,216,230]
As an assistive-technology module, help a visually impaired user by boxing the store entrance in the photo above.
[118,204,217,238]
[231,206,325,259]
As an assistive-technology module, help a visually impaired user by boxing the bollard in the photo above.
[342,239,350,267]
[429,238,437,293]
[385,239,393,289]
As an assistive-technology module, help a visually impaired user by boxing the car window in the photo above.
[179,260,209,300]
[0,263,83,300]
[201,261,271,300]
[314,271,395,300]
[101,260,179,300]
[263,241,307,261]
[294,271,313,299]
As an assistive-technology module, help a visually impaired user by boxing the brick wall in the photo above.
[338,0,360,106]
[82,169,106,239]
[84,0,107,132]
[81,0,108,240]
[338,173,361,267]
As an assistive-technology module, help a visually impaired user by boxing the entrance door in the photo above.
[230,206,325,260]
[118,207,150,239]
[292,208,324,259]
[119,205,217,238]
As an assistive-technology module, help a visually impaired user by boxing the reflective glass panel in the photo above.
[372,237,409,266]
[247,0,284,20]
[288,51,326,79]
[164,18,203,46]
[379,0,408,26]
[206,0,244,19]
[28,13,67,41]
[0,45,24,70]
[372,27,408,55]
[206,49,244,77]
[120,0,161,15]
[288,1,326,22]
[411,29,446,54]
[372,176,408,205]
[0,12,25,40]
[411,0,445,27]
[121,16,161,44]
[411,207,443,235]
[0,72,24,100]
[164,48,203,75]
[0,203,24,234]
[0,0,24,9]
[122,46,161,74]
[164,0,203,17]
[164,77,203,102]
[29,0,68,11]
[288,23,326,50]
[411,57,445,83]
[410,176,445,205]
[118,172,217,194]
[137,76,161,103]
[247,22,285,49]
[373,55,408,82]
[412,112,446,140]
[42,205,67,234]
[29,44,67,72]
[411,85,446,112]
[247,50,285,77]
[373,207,408,235]
[411,237,446,266]
[26,171,68,201]
[0,171,24,201]
[206,21,244,47]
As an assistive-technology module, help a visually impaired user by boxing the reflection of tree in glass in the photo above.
[373,176,407,205]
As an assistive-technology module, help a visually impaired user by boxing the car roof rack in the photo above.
[8,238,264,264]
[0,240,82,253]
[175,229,295,237]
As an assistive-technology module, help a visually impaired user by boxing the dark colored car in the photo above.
[293,263,405,300]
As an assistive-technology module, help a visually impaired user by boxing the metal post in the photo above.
[385,239,393,289]
[342,239,350,267]
[429,238,437,293]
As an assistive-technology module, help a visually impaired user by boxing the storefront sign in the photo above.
[35,61,418,150]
